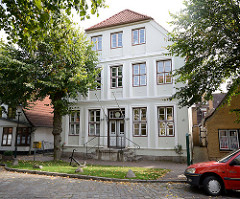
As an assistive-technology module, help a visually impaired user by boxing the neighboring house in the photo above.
[0,97,54,153]
[61,9,189,162]
[191,93,226,147]
[204,94,240,160]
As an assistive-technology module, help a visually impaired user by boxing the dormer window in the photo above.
[111,32,123,48]
[132,28,145,45]
[91,35,102,51]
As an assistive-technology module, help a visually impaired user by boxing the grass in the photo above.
[5,160,170,180]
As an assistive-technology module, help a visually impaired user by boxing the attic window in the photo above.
[132,28,145,45]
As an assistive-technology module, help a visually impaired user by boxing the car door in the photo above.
[226,154,240,189]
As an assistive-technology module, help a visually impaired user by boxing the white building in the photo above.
[61,9,189,162]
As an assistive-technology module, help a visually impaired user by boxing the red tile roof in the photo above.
[24,97,53,128]
[85,9,153,31]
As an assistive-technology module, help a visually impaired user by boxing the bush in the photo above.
[3,151,13,156]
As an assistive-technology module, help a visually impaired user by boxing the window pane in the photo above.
[133,30,138,44]
[118,33,123,47]
[70,124,74,135]
[92,37,97,51]
[2,135,7,145]
[118,78,122,87]
[165,61,171,72]
[140,75,146,85]
[89,124,95,135]
[112,34,117,48]
[140,29,145,43]
[98,36,102,50]
[220,135,229,149]
[134,76,139,86]
[141,128,147,136]
[112,67,117,76]
[76,112,80,122]
[7,134,12,145]
[90,111,94,121]
[76,124,80,135]
[134,124,139,135]
[159,108,165,120]
[165,73,172,83]
[141,108,146,120]
[96,111,100,121]
[158,62,164,72]
[139,64,146,74]
[133,65,139,75]
[118,66,122,75]
[157,74,164,84]
[134,109,139,120]
[120,121,124,132]
[96,124,100,135]
[111,78,116,88]
[167,107,173,120]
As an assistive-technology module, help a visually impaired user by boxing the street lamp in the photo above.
[14,111,21,159]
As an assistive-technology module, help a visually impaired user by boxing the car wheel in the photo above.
[203,176,222,196]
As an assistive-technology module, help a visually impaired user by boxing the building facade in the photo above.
[61,10,190,162]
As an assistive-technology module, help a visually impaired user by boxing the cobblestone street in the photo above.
[0,168,240,199]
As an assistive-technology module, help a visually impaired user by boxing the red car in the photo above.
[185,149,240,196]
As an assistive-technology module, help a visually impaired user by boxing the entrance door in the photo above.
[109,120,125,148]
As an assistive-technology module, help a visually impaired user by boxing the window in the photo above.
[91,35,102,51]
[133,108,147,136]
[111,66,123,88]
[96,72,101,90]
[158,107,174,137]
[89,110,100,136]
[157,60,172,84]
[219,130,239,150]
[111,32,123,48]
[133,63,146,86]
[1,127,13,146]
[69,111,80,135]
[8,107,16,119]
[132,28,145,45]
[17,127,31,146]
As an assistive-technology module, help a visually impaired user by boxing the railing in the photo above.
[84,135,140,158]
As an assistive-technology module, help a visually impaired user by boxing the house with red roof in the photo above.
[0,97,54,153]
[61,9,190,162]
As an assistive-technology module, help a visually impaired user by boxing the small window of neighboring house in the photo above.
[219,130,239,150]
[17,127,31,146]
[91,35,102,51]
[158,107,175,137]
[69,111,80,135]
[132,63,146,87]
[111,32,123,48]
[8,107,16,119]
[133,107,147,136]
[1,127,13,146]
[132,28,145,45]
[157,60,172,84]
[88,109,100,136]
[111,66,123,88]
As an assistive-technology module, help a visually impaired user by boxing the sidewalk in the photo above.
[17,154,187,182]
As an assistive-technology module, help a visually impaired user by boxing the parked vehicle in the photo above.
[185,149,240,196]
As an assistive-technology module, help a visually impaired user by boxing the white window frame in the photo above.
[110,65,123,88]
[133,107,147,137]
[219,130,239,150]
[158,106,175,137]
[88,109,100,136]
[91,35,102,51]
[132,63,146,87]
[69,111,80,135]
[111,32,123,48]
[132,28,145,45]
[156,60,172,84]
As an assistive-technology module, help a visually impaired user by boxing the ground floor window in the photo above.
[17,127,31,146]
[158,106,174,137]
[69,111,80,135]
[88,109,100,136]
[219,130,239,150]
[133,107,147,136]
[1,127,13,146]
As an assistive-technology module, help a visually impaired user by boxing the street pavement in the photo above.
[1,166,240,199]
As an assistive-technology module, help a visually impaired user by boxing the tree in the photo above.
[168,0,240,109]
[0,0,106,47]
[0,16,99,159]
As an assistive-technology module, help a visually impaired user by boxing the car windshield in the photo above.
[218,149,240,163]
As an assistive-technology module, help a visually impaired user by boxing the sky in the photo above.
[73,0,185,31]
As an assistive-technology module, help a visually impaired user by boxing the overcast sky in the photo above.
[74,0,185,31]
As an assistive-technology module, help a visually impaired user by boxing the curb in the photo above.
[3,165,187,183]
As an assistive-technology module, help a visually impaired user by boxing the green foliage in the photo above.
[168,0,240,107]
[9,160,170,180]
[3,151,13,156]
[0,0,106,47]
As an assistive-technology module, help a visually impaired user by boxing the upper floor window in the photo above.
[111,66,123,88]
[89,109,100,136]
[132,28,145,45]
[158,107,174,137]
[91,35,102,51]
[69,111,80,135]
[8,107,16,119]
[111,32,123,48]
[133,108,147,137]
[157,60,172,84]
[133,63,146,87]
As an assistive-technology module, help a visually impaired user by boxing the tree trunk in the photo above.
[52,109,62,160]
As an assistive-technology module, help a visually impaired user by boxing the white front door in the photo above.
[109,119,125,148]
